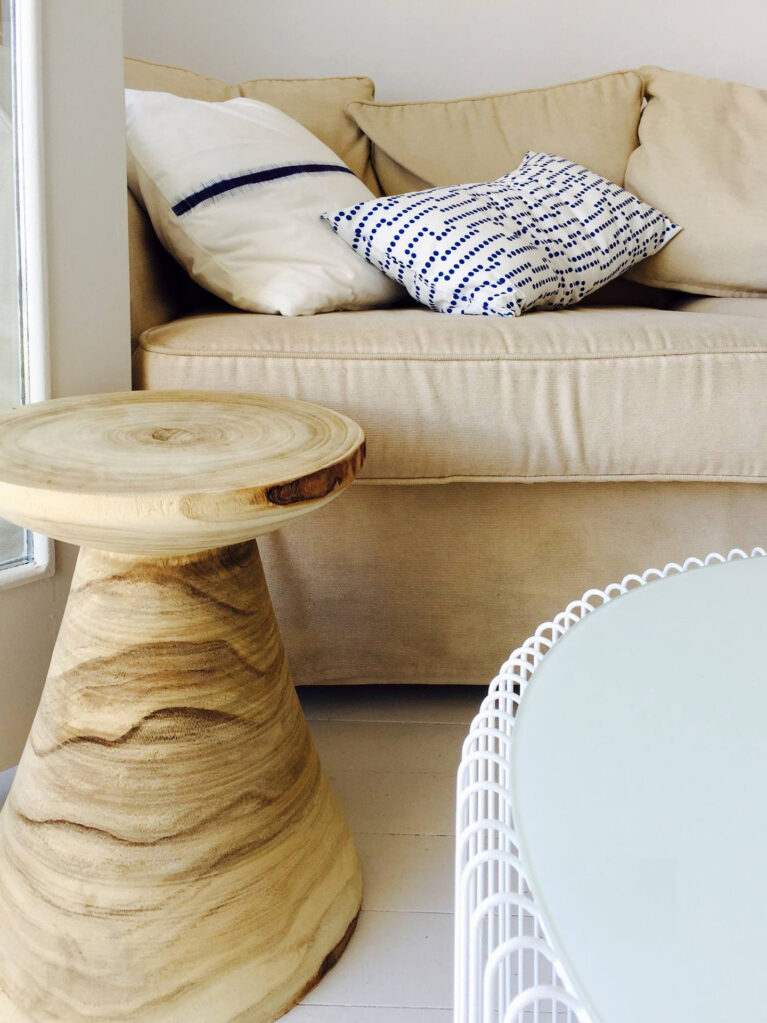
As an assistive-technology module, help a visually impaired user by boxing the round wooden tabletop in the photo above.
[0,391,365,554]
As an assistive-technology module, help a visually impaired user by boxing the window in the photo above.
[0,0,51,588]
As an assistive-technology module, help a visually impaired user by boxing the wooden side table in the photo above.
[0,391,365,1023]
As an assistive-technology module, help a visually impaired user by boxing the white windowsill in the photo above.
[0,533,54,591]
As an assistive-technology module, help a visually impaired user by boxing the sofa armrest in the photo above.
[127,189,211,342]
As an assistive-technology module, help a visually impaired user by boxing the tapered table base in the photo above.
[0,540,361,1022]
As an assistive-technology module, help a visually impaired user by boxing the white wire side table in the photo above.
[454,546,767,1023]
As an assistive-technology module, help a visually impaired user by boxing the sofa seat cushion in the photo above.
[135,304,767,483]
[666,296,767,320]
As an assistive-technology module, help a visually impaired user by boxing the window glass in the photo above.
[0,0,31,570]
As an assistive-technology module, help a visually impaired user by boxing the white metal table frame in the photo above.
[454,545,766,1023]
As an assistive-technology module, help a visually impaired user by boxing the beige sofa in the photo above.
[126,57,767,686]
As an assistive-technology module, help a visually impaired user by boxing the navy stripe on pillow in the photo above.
[172,162,355,216]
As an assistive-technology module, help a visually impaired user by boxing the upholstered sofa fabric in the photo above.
[125,57,767,687]
[668,296,767,319]
[127,190,205,345]
[345,71,643,196]
[625,66,767,297]
[239,77,378,194]
[258,480,767,686]
[135,301,767,483]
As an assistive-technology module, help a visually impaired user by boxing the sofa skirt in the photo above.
[258,480,767,687]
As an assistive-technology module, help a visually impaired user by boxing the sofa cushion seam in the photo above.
[137,344,767,363]
[629,273,767,298]
[344,69,640,111]
[360,472,767,482]
[241,75,373,86]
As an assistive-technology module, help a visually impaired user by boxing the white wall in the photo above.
[0,0,131,769]
[123,0,766,99]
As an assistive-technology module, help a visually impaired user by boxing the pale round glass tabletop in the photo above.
[511,554,767,1023]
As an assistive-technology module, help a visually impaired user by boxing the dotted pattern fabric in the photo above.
[322,151,681,316]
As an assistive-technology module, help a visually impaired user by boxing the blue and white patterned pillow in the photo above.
[321,152,681,316]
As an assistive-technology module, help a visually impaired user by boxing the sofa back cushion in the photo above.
[345,71,643,196]
[124,57,380,338]
[239,77,377,192]
[624,66,767,297]
[124,57,239,101]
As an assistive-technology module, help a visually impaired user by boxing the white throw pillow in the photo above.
[321,151,681,316]
[125,89,401,316]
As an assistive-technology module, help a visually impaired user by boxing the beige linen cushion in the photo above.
[135,303,767,483]
[239,77,377,193]
[124,57,238,101]
[625,66,767,297]
[345,71,643,195]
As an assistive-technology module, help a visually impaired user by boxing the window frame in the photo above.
[0,0,53,591]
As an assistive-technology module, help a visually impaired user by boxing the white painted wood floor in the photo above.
[288,685,480,1022]
[0,684,482,1022]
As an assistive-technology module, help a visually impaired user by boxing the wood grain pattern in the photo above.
[0,540,362,1022]
[0,391,365,554]
[0,391,367,1021]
